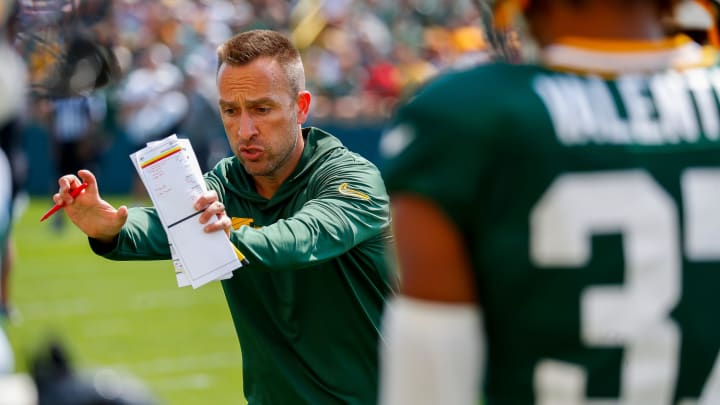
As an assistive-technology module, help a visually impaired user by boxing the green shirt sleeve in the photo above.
[229,156,390,272]
[92,151,391,272]
[89,207,171,260]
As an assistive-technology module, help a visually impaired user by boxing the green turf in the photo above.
[5,197,247,404]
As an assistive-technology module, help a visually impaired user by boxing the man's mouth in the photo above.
[239,145,264,160]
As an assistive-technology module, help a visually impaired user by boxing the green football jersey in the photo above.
[381,36,720,404]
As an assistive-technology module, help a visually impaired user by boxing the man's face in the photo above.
[217,57,307,178]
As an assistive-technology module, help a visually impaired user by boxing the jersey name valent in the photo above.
[535,68,720,147]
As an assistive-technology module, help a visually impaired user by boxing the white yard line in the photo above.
[16,289,221,320]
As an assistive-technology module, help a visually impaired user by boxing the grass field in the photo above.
[4,196,247,404]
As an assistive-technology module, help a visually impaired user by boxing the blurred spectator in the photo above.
[117,43,187,203]
[118,44,186,149]
[177,70,228,172]
[0,117,27,320]
[0,0,28,329]
[0,0,27,376]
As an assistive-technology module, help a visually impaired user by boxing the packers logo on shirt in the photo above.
[338,183,370,201]
[231,217,255,230]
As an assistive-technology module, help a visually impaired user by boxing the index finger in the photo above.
[58,174,83,194]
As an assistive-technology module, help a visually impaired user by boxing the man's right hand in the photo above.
[53,169,129,242]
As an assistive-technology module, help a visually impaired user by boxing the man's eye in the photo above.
[223,108,236,115]
[256,107,271,114]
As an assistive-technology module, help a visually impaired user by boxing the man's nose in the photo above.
[237,113,258,140]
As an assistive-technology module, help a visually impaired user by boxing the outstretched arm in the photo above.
[87,184,233,261]
[52,169,128,242]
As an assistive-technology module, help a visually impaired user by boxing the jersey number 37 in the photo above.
[531,169,720,405]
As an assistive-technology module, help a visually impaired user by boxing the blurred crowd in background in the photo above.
[6,0,713,199]
[13,0,490,188]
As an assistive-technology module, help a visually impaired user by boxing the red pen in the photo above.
[40,182,89,222]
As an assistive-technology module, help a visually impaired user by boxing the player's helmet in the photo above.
[482,0,718,26]
[476,0,720,60]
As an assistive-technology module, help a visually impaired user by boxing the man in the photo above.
[379,0,720,404]
[54,29,393,404]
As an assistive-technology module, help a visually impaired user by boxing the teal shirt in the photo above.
[93,128,394,404]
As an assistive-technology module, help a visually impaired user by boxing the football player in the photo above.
[380,0,720,404]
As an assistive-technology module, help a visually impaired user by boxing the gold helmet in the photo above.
[477,0,718,60]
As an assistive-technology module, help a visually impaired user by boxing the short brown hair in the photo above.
[216,29,305,96]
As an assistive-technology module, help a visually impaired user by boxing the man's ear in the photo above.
[296,91,312,124]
